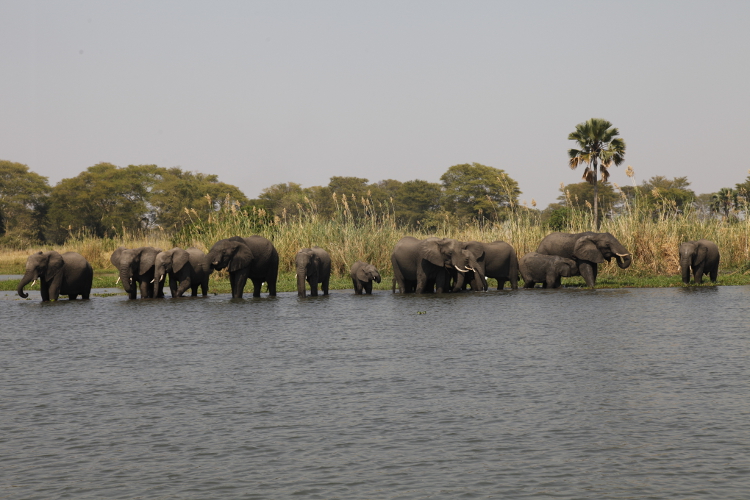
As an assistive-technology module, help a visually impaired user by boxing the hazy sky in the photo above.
[2,1,749,207]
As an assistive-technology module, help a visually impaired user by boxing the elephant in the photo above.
[391,237,482,294]
[519,252,578,288]
[679,239,720,284]
[207,235,278,299]
[111,246,162,299]
[536,232,632,288]
[296,247,332,297]
[454,240,519,291]
[154,247,212,297]
[17,251,93,301]
[350,261,381,295]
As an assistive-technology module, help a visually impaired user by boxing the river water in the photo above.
[2,286,749,499]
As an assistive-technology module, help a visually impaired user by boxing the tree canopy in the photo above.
[45,163,248,242]
[0,160,50,246]
[568,118,626,229]
[440,163,521,221]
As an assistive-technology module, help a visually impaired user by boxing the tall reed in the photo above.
[3,191,748,278]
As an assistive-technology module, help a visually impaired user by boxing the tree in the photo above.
[394,179,443,227]
[149,168,248,231]
[568,118,626,230]
[711,187,738,218]
[0,160,50,245]
[440,163,520,221]
[620,176,696,214]
[557,181,619,214]
[253,182,308,217]
[46,163,160,242]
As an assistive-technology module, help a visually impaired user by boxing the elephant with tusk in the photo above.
[391,237,484,294]
[536,231,632,288]
[17,251,93,301]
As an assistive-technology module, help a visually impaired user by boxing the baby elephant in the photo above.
[679,239,720,284]
[520,252,578,289]
[350,261,381,295]
[295,247,331,297]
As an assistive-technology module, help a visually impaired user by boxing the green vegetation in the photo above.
[2,124,750,293]
[567,118,626,230]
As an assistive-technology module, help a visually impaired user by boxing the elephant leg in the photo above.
[497,278,507,290]
[352,278,362,295]
[579,262,596,288]
[694,265,705,284]
[364,281,373,294]
[230,271,248,298]
[416,269,429,294]
[40,283,50,302]
[435,269,449,294]
[523,280,535,288]
[201,277,209,296]
[47,281,61,301]
[175,277,191,297]
[308,278,318,297]
[250,278,264,297]
[321,276,329,296]
[710,266,718,282]
[139,279,154,299]
[69,293,78,300]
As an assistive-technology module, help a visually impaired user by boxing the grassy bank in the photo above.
[2,191,749,291]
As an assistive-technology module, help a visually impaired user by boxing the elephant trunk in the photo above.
[119,267,133,294]
[17,271,36,298]
[297,267,307,297]
[615,253,632,269]
[681,256,691,284]
[453,270,466,292]
[373,272,381,284]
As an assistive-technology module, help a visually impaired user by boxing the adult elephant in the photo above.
[295,247,331,297]
[679,239,720,284]
[17,251,93,301]
[154,247,212,297]
[391,237,482,294]
[536,232,631,288]
[207,236,278,299]
[455,240,519,291]
[111,246,162,299]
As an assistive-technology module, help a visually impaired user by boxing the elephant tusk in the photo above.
[150,279,155,284]
[31,279,36,287]
[615,253,630,257]
[454,265,470,273]
[116,276,120,284]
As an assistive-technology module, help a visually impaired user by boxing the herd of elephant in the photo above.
[16,233,721,302]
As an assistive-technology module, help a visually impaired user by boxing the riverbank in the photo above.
[4,270,750,295]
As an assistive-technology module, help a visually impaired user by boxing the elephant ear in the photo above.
[45,252,64,281]
[111,247,124,267]
[465,241,485,261]
[229,242,254,272]
[139,248,157,275]
[172,249,190,273]
[355,265,370,282]
[695,244,708,266]
[573,237,605,263]
[422,239,446,267]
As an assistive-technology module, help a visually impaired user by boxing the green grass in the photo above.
[5,269,750,294]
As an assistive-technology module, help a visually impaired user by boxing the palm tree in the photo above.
[710,187,737,218]
[568,118,626,230]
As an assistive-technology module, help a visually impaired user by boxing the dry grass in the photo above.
[2,192,748,278]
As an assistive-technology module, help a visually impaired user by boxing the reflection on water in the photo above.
[2,287,749,499]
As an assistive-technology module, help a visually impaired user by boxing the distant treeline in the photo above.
[1,159,749,247]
